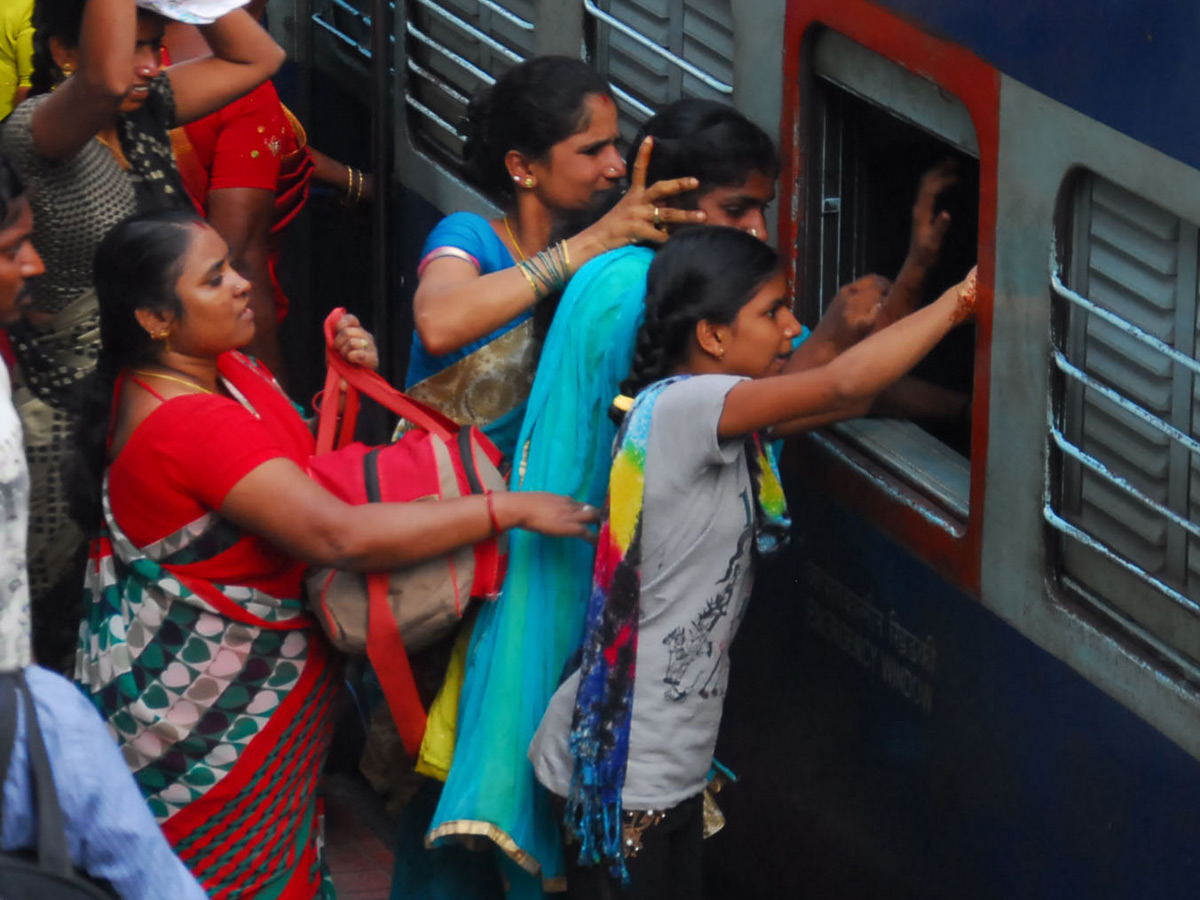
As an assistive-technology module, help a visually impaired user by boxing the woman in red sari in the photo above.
[67,209,596,899]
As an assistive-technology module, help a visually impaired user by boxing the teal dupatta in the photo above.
[426,247,655,894]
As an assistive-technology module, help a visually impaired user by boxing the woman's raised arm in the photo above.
[719,267,977,440]
[414,138,705,356]
[30,0,136,160]
[219,458,597,571]
[166,9,284,125]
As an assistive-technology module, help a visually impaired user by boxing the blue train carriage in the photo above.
[712,0,1200,897]
[304,0,1200,895]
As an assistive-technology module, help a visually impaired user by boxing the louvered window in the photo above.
[402,0,536,168]
[584,0,735,137]
[1049,173,1200,665]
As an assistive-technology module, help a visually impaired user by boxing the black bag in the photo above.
[0,670,118,899]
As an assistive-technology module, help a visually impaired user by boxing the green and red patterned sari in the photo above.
[76,354,339,900]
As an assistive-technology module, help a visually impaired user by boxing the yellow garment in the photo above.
[0,0,33,119]
[414,617,474,780]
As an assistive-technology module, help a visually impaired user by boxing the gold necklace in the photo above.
[95,131,130,171]
[503,216,529,262]
[130,369,215,395]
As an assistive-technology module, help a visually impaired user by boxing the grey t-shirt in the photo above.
[529,374,755,810]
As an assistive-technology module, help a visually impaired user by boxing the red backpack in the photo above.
[306,308,507,755]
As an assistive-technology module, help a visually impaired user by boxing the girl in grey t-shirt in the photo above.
[529,226,978,898]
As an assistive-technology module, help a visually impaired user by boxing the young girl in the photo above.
[528,226,976,898]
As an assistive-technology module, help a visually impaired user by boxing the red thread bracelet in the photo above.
[485,491,502,535]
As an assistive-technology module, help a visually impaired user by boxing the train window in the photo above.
[584,0,735,138]
[402,0,537,170]
[803,30,981,521]
[1049,173,1200,666]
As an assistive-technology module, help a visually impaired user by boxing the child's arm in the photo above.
[718,267,977,440]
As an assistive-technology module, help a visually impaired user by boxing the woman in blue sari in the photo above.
[430,99,962,896]
[403,56,704,458]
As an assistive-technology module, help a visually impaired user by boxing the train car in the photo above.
[295,0,1200,896]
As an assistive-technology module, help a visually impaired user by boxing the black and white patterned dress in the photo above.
[0,73,190,669]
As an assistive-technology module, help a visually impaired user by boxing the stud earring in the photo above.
[513,175,521,183]
[153,328,170,341]
[61,63,75,77]
[524,177,534,188]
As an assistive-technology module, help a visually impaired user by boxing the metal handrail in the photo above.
[1049,425,1200,541]
[412,0,524,64]
[1043,504,1200,617]
[406,20,496,84]
[1051,349,1200,459]
[1050,269,1200,381]
[477,0,534,30]
[582,0,733,94]
[407,56,472,105]
[404,94,463,138]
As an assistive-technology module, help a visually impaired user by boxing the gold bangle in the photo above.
[560,239,570,271]
[517,260,542,300]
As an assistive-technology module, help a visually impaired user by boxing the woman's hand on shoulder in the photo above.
[494,491,599,542]
[330,313,378,370]
[576,137,708,255]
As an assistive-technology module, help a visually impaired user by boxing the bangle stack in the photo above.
[342,167,365,207]
[517,240,572,301]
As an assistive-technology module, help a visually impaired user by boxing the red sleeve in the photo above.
[149,395,290,510]
[205,81,289,194]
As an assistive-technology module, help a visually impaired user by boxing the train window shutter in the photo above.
[585,0,735,136]
[403,0,537,168]
[1051,173,1200,665]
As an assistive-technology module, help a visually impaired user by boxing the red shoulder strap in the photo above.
[364,571,427,755]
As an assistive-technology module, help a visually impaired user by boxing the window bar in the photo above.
[610,82,655,119]
[405,95,464,138]
[1051,270,1200,381]
[581,0,734,94]
[1051,349,1200,459]
[312,13,370,58]
[407,56,472,105]
[477,0,534,30]
[407,22,497,84]
[411,0,525,64]
[1049,425,1200,541]
[1043,504,1200,617]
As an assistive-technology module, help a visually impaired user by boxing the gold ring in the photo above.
[653,206,662,228]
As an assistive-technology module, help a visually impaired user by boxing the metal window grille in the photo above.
[584,0,734,138]
[311,0,382,62]
[1048,174,1200,663]
[400,0,536,166]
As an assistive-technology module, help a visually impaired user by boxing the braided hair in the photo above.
[615,227,780,417]
[29,0,86,97]
[65,209,204,533]
[461,55,613,201]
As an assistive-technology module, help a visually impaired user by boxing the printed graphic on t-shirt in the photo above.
[661,491,753,701]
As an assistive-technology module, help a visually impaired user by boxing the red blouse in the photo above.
[107,352,315,599]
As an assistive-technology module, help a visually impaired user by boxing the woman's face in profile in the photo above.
[528,93,627,212]
[169,224,255,356]
[695,169,775,240]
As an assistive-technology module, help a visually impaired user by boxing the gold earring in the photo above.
[524,177,534,188]
[152,328,169,341]
[61,63,75,77]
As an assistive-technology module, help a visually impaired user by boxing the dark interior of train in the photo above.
[810,87,981,456]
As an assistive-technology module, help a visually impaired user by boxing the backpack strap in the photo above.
[364,573,427,756]
[0,673,16,823]
[19,670,74,877]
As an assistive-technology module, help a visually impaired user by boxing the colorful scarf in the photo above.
[564,375,791,883]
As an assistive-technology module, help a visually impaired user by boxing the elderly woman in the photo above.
[67,209,596,898]
[2,0,283,671]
